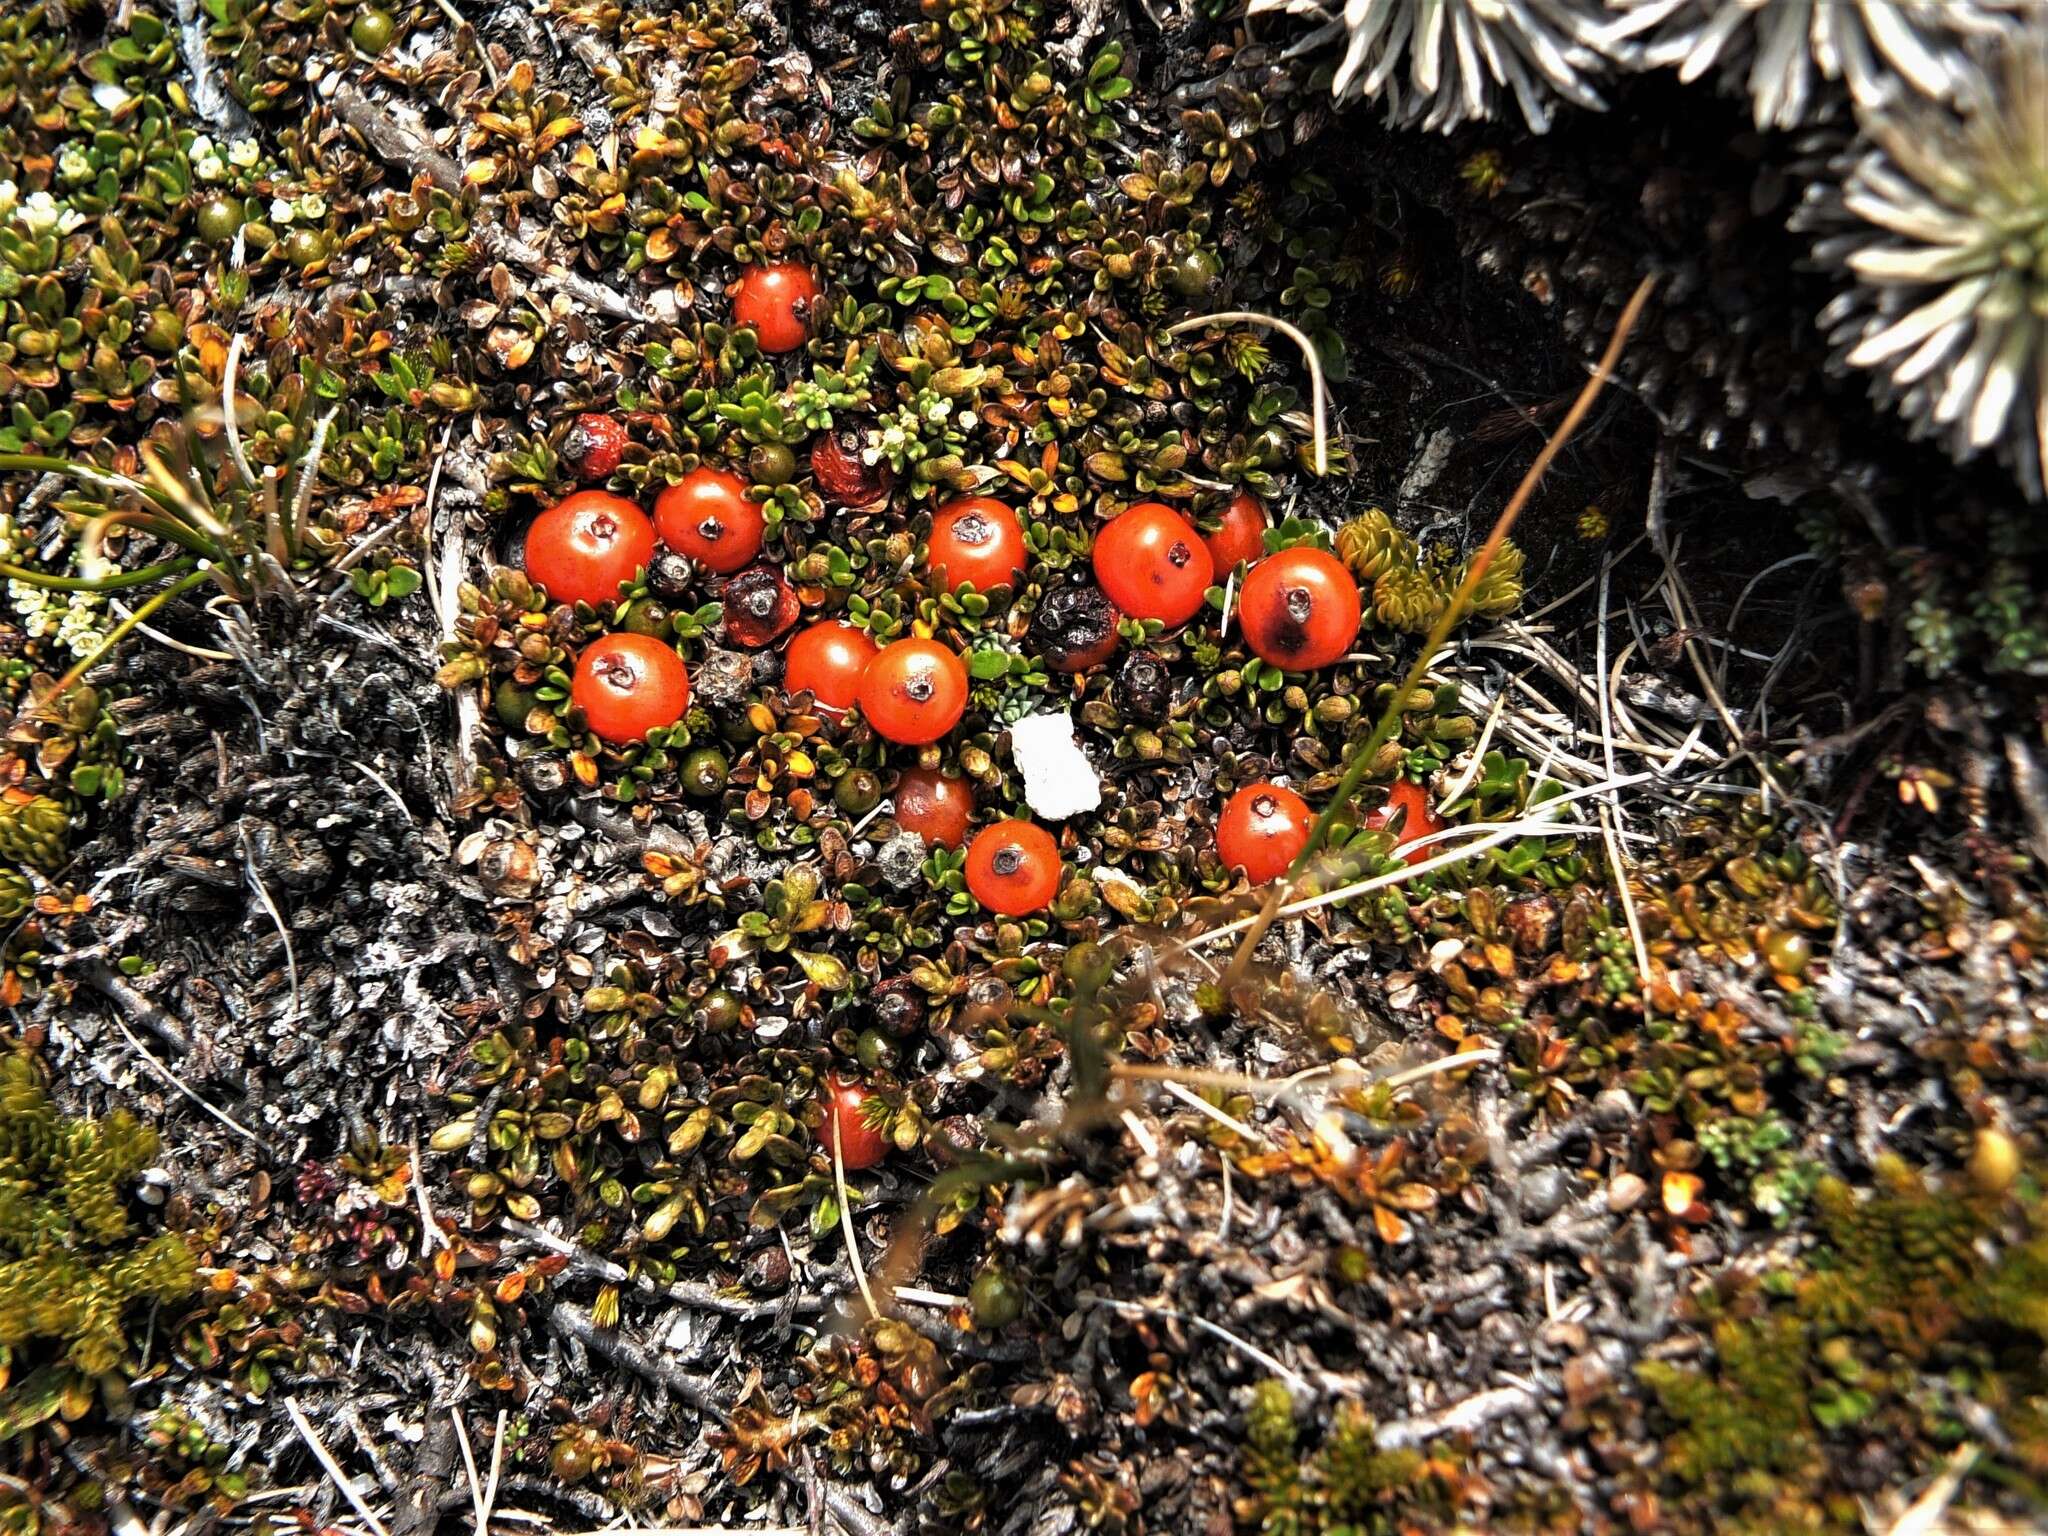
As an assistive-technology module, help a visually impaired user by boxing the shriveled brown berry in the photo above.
[1503,894,1560,956]
[811,424,892,504]
[871,976,926,1037]
[720,565,800,649]
[1116,651,1173,724]
[744,1243,792,1294]
[1029,583,1120,673]
[924,1114,981,1168]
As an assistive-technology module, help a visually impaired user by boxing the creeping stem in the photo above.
[0,558,197,592]
[1166,310,1330,476]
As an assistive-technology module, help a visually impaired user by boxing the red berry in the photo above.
[783,621,878,713]
[1239,547,1361,671]
[821,1075,888,1170]
[964,819,1062,917]
[929,496,1028,593]
[1365,779,1446,866]
[893,767,973,848]
[1216,782,1314,885]
[859,638,969,745]
[571,632,690,744]
[1093,502,1213,626]
[731,261,819,354]
[565,413,629,481]
[1205,491,1268,571]
[655,468,766,575]
[523,491,656,610]
[811,425,891,505]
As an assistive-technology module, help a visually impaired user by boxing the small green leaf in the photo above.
[795,950,850,990]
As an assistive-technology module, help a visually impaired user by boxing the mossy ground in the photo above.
[0,3,2045,1535]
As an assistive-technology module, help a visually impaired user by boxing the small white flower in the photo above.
[55,206,85,237]
[228,138,260,169]
[194,153,226,183]
[296,192,328,220]
[0,181,16,218]
[16,190,63,235]
[189,134,215,161]
[90,81,132,111]
[8,579,56,637]
[57,145,92,184]
[56,590,106,658]
[270,196,297,225]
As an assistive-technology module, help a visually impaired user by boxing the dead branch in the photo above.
[81,958,191,1053]
[502,1217,825,1319]
[544,1301,730,1423]
[326,83,660,326]
[1374,1384,1537,1451]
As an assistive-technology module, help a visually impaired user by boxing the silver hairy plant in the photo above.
[1796,36,2048,497]
[1247,0,1622,134]
[1599,0,2023,132]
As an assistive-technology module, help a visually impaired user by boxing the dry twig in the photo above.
[286,1399,393,1536]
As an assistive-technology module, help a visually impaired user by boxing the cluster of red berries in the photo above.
[1090,493,1361,672]
[524,465,770,745]
[522,255,1449,1027]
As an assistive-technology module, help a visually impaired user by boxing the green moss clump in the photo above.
[0,792,67,875]
[1242,1380,1308,1536]
[1803,1155,1992,1353]
[1237,1379,1458,1535]
[1638,1314,1814,1495]
[0,1052,195,1381]
[1334,509,1525,636]
[1634,1155,2048,1531]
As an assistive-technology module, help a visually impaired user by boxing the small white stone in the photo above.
[1009,711,1102,820]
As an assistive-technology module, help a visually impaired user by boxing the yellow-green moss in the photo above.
[0,1051,195,1381]
[1639,1313,1815,1493]
[1636,1155,2048,1531]
[1237,1379,1457,1535]
[1334,509,1525,635]
[0,793,66,875]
